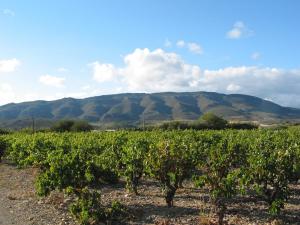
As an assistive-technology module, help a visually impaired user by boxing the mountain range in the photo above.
[1,92,300,129]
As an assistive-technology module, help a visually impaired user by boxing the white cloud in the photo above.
[39,74,66,87]
[2,48,300,108]
[121,48,201,92]
[0,58,21,73]
[2,9,15,16]
[226,21,253,39]
[251,52,261,60]
[90,62,119,83]
[226,83,241,92]
[0,83,15,105]
[176,40,203,54]
[81,85,91,91]
[176,40,185,48]
[57,67,69,72]
[187,42,203,54]
[89,48,300,107]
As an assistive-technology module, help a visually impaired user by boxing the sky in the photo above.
[1,0,300,107]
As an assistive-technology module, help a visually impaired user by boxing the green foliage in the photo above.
[199,112,228,129]
[69,188,129,225]
[35,148,89,196]
[2,128,300,223]
[70,120,93,132]
[158,120,258,131]
[227,122,258,130]
[159,121,190,130]
[0,128,10,135]
[51,120,92,132]
[0,136,8,162]
[120,134,149,194]
[246,130,298,216]
[145,131,199,207]
[51,120,74,132]
[69,188,106,225]
[194,131,247,224]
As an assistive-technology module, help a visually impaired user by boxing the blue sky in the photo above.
[1,0,300,107]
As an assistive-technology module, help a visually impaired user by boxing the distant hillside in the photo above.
[1,92,300,129]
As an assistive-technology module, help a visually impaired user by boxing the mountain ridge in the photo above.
[1,91,300,129]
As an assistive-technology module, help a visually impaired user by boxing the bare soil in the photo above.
[0,162,299,225]
[0,162,77,225]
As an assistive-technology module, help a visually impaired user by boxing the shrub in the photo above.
[69,188,106,225]
[0,128,10,135]
[199,113,228,129]
[227,122,258,130]
[194,132,246,225]
[0,136,8,162]
[71,121,93,132]
[69,188,129,225]
[51,120,92,132]
[145,132,198,207]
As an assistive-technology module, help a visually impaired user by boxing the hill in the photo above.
[1,91,300,129]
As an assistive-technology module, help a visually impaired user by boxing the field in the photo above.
[1,129,300,224]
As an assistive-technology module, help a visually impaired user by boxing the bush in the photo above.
[0,137,8,162]
[199,112,228,129]
[159,121,190,130]
[71,121,93,132]
[227,122,258,130]
[0,128,10,135]
[69,188,129,225]
[159,113,229,131]
[69,188,106,225]
[51,120,92,132]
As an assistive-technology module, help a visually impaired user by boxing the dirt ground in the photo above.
[0,162,77,225]
[100,181,300,225]
[0,162,299,225]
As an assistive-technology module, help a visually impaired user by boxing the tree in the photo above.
[0,128,10,135]
[71,121,93,132]
[51,120,93,132]
[199,113,227,129]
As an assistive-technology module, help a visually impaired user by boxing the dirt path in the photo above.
[0,204,14,225]
[0,162,77,225]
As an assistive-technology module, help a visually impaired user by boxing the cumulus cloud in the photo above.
[81,85,91,91]
[187,42,203,54]
[122,48,201,92]
[0,83,15,105]
[2,9,15,16]
[226,21,253,39]
[90,48,300,107]
[39,74,66,87]
[0,58,21,73]
[226,83,241,92]
[176,40,203,54]
[90,62,119,83]
[176,40,185,48]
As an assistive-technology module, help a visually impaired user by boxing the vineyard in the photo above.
[0,129,300,225]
